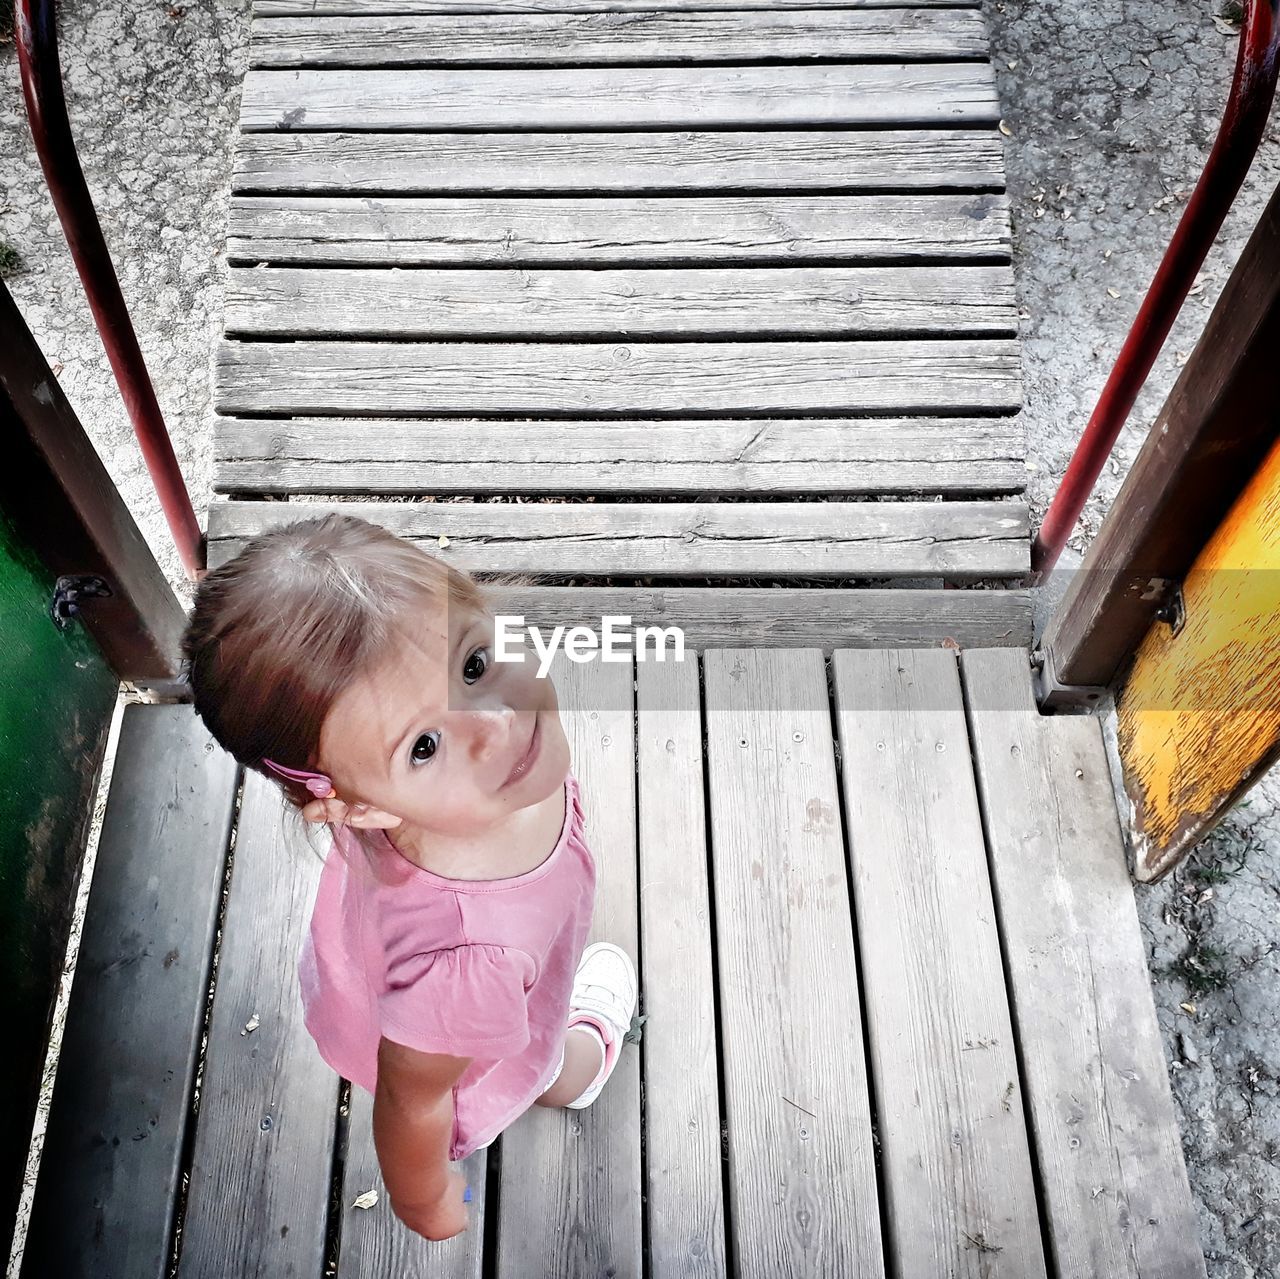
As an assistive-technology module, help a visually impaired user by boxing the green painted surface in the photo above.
[0,507,116,1252]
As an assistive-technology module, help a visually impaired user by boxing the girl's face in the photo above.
[317,604,570,838]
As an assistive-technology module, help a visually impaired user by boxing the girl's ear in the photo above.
[346,803,403,831]
[300,795,403,830]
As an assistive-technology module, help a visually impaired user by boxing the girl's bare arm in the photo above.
[374,1036,473,1240]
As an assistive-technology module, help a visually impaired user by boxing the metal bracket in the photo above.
[1153,581,1186,636]
[1034,641,1109,713]
[50,574,112,630]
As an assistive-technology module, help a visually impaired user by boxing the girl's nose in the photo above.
[468,704,516,762]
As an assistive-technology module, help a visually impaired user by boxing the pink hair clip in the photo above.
[262,758,336,799]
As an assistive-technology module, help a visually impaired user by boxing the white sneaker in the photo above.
[564,942,638,1110]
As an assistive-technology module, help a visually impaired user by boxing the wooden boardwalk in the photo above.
[17,7,1207,1277]
[210,0,1033,650]
[23,651,1206,1277]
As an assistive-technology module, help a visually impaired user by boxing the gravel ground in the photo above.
[2,1,1277,1273]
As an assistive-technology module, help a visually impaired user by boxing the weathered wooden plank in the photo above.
[207,498,1029,579]
[251,10,989,68]
[257,0,979,14]
[225,265,1015,339]
[215,339,1021,416]
[233,129,1006,194]
[178,771,338,1279]
[635,658,726,1278]
[831,649,1046,1276]
[496,655,642,1279]
[960,647,1207,1279]
[226,193,1011,267]
[338,1089,487,1278]
[181,577,1031,649]
[484,585,1033,650]
[703,649,884,1275]
[241,64,999,131]
[213,416,1026,497]
[21,706,238,1279]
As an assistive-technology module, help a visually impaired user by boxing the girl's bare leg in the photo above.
[534,1027,604,1108]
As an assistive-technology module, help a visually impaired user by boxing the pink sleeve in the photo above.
[378,944,536,1060]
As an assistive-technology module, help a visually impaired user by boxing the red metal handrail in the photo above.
[1032,0,1280,579]
[17,0,205,580]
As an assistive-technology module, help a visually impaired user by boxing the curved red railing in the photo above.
[17,0,205,579]
[1032,0,1280,579]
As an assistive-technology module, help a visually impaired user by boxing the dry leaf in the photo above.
[1212,14,1240,34]
[998,119,1014,137]
[1188,272,1207,296]
[353,1189,379,1210]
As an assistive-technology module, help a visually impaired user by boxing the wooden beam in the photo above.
[832,648,1046,1276]
[1116,436,1280,881]
[225,193,1012,268]
[636,657,727,1277]
[256,0,980,14]
[223,264,1015,340]
[962,648,1206,1274]
[1042,180,1280,690]
[207,497,1030,581]
[0,285,186,685]
[240,63,998,132]
[232,129,1006,195]
[214,338,1021,416]
[703,649,884,1274]
[22,707,238,1279]
[249,9,990,69]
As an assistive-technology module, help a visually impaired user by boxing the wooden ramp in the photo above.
[211,0,1033,649]
[22,650,1206,1278]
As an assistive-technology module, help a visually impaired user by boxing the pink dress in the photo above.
[299,772,596,1159]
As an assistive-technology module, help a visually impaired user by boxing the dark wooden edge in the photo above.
[0,284,187,685]
[21,704,239,1279]
[1043,178,1280,688]
[0,709,113,1268]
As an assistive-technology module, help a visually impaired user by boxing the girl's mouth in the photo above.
[503,714,541,787]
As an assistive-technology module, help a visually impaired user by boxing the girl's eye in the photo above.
[410,731,440,766]
[462,646,490,685]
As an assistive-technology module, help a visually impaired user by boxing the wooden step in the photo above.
[224,264,1015,340]
[215,338,1021,416]
[213,416,1026,497]
[207,497,1030,580]
[227,193,1011,268]
[234,129,1005,194]
[240,63,998,132]
[250,9,990,69]
[256,0,981,16]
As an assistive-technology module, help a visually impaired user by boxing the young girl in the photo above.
[182,513,638,1243]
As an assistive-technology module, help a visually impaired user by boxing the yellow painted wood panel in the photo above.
[1118,436,1280,880]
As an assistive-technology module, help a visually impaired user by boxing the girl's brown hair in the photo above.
[183,513,491,809]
